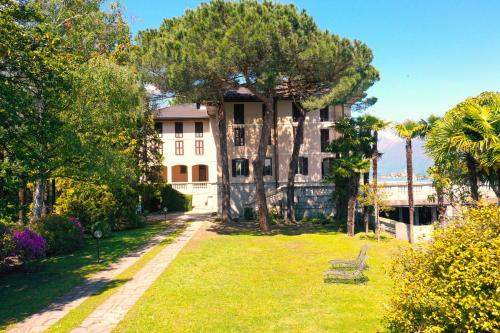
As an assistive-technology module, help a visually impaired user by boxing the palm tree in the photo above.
[418,115,448,224]
[395,120,424,244]
[361,115,391,240]
[330,118,371,236]
[426,92,500,201]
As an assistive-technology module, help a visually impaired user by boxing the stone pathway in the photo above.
[7,211,210,333]
[72,217,206,333]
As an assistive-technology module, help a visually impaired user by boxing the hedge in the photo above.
[141,183,192,213]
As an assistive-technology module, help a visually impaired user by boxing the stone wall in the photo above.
[219,182,335,218]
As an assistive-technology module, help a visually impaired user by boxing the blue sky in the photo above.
[118,0,500,122]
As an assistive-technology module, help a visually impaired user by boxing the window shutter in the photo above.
[232,160,236,177]
[303,157,308,175]
[244,159,250,176]
[154,122,163,134]
[234,104,244,124]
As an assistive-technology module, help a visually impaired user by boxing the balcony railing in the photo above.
[171,182,217,193]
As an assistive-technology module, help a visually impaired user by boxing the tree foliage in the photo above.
[134,0,378,230]
[327,117,373,235]
[386,203,500,332]
[426,92,500,200]
[0,0,157,227]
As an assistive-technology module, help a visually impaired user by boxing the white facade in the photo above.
[155,98,350,216]
[155,105,218,211]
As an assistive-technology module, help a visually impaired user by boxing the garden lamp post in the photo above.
[163,207,168,221]
[94,230,103,263]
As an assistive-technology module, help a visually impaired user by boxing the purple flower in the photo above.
[69,217,84,242]
[13,229,46,261]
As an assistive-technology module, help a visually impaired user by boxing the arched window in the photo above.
[171,165,188,182]
[192,165,209,182]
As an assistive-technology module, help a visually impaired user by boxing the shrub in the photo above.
[91,221,112,239]
[12,229,46,261]
[159,184,193,212]
[34,215,84,255]
[0,224,16,267]
[55,179,144,231]
[386,203,500,332]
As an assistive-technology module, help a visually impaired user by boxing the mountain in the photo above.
[376,130,433,176]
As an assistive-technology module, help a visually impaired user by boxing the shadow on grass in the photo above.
[0,221,170,330]
[323,275,369,285]
[357,232,393,242]
[208,220,341,237]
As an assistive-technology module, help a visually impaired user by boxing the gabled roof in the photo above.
[154,104,209,120]
[223,87,260,102]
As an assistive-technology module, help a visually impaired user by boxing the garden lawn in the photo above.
[114,224,403,333]
[0,219,172,331]
[45,225,186,333]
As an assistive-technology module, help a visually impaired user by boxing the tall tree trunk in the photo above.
[335,176,348,227]
[372,130,380,241]
[42,179,50,215]
[217,100,232,224]
[18,177,26,224]
[436,188,446,225]
[489,170,500,202]
[347,172,360,237]
[405,138,415,244]
[51,179,56,209]
[465,153,479,201]
[362,171,369,233]
[31,178,46,222]
[253,100,273,232]
[285,106,306,223]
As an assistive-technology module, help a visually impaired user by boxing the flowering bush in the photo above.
[386,203,499,332]
[69,217,85,240]
[34,215,84,255]
[13,229,46,261]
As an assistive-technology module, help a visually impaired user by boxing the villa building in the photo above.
[154,88,351,217]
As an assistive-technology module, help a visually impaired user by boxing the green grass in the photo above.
[0,220,172,331]
[114,223,403,333]
[46,225,187,333]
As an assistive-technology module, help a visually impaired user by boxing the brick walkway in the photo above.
[7,211,210,333]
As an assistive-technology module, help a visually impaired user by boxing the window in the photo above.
[322,158,334,178]
[320,129,330,152]
[293,126,303,145]
[292,102,300,122]
[263,158,272,176]
[333,105,345,121]
[234,104,244,124]
[154,122,163,134]
[175,141,184,155]
[234,127,245,146]
[320,107,329,122]
[297,157,308,175]
[195,140,204,155]
[180,165,187,174]
[232,158,249,177]
[198,165,208,181]
[195,122,203,137]
[175,122,183,138]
